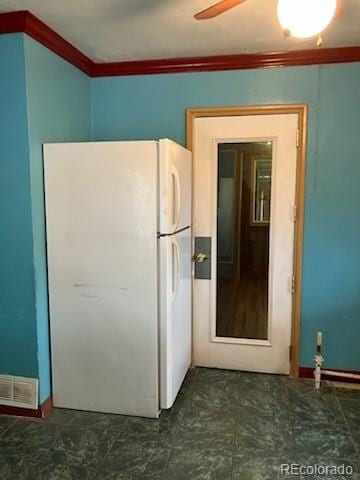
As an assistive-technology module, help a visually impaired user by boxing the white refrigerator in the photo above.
[44,139,192,418]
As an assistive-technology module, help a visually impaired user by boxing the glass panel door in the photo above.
[216,142,272,340]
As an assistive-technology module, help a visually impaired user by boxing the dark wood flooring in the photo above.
[216,270,268,339]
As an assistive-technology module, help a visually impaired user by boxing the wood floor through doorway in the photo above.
[217,270,268,339]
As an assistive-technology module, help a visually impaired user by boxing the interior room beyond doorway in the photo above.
[216,142,272,340]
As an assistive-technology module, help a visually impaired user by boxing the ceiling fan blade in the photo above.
[334,0,343,19]
[194,0,248,20]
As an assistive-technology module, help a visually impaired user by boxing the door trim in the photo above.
[186,104,308,378]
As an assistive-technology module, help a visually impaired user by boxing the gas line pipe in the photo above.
[314,331,324,389]
[313,332,360,388]
[321,370,360,380]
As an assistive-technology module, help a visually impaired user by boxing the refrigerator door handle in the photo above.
[172,236,181,300]
[171,165,181,232]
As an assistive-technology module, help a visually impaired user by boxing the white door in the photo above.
[159,139,192,233]
[44,141,160,417]
[159,228,192,409]
[193,114,298,374]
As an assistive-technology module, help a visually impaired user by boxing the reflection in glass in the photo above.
[252,158,272,224]
[216,142,272,340]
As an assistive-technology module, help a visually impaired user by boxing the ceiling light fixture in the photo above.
[277,0,337,39]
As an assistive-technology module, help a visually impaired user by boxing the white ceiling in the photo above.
[0,0,359,62]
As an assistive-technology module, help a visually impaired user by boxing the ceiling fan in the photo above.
[194,0,248,20]
[194,0,343,45]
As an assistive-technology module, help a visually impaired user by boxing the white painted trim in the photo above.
[210,137,276,346]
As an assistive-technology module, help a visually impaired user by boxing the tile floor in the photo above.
[0,368,359,479]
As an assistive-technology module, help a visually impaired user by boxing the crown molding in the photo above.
[1,10,360,77]
[91,47,360,76]
[0,11,92,75]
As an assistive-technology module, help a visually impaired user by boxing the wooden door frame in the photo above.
[186,104,308,378]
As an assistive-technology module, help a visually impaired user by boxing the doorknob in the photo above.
[194,237,211,280]
[195,252,208,263]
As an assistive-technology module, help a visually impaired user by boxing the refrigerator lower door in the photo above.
[159,229,192,409]
[159,139,192,234]
[44,141,160,418]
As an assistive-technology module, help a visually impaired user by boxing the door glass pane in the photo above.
[216,142,272,340]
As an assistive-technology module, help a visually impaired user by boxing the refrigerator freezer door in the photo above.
[159,228,192,409]
[159,139,192,234]
[44,141,160,418]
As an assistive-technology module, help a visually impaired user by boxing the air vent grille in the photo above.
[0,376,12,402]
[0,375,38,410]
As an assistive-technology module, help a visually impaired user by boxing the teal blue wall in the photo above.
[1,30,359,402]
[92,64,360,371]
[300,65,360,369]
[0,34,38,379]
[24,36,91,402]
[0,33,90,404]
